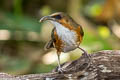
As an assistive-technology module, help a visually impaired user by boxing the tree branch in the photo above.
[0,50,120,80]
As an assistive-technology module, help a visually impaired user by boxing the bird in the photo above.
[40,12,90,73]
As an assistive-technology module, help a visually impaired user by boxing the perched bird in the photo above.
[40,12,89,72]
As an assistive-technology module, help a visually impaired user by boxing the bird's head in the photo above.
[40,12,73,25]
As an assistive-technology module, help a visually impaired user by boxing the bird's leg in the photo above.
[57,52,63,73]
[78,47,91,61]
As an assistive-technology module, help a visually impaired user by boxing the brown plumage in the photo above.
[40,12,89,73]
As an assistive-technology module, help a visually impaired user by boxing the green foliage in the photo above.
[83,30,112,52]
[13,0,23,16]
[0,12,42,41]
[1,13,42,32]
[33,64,55,73]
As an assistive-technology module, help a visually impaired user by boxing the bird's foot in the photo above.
[83,51,90,58]
[78,47,91,61]
[82,51,91,61]
[58,67,64,73]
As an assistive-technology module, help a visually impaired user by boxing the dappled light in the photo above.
[0,30,10,40]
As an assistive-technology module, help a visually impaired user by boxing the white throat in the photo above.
[51,21,70,34]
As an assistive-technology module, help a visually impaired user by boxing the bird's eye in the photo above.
[54,15,62,19]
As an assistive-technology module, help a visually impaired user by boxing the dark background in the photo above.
[0,0,120,74]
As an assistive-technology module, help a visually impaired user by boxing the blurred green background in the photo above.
[0,0,120,75]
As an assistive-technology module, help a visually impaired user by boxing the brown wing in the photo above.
[78,25,84,37]
[44,28,56,50]
[76,25,84,43]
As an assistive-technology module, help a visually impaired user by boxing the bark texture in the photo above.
[0,50,120,80]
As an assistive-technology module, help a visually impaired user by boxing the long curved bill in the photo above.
[39,16,55,22]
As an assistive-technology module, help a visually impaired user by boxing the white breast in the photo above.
[51,21,78,52]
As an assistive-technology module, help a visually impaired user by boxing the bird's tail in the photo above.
[44,40,54,50]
